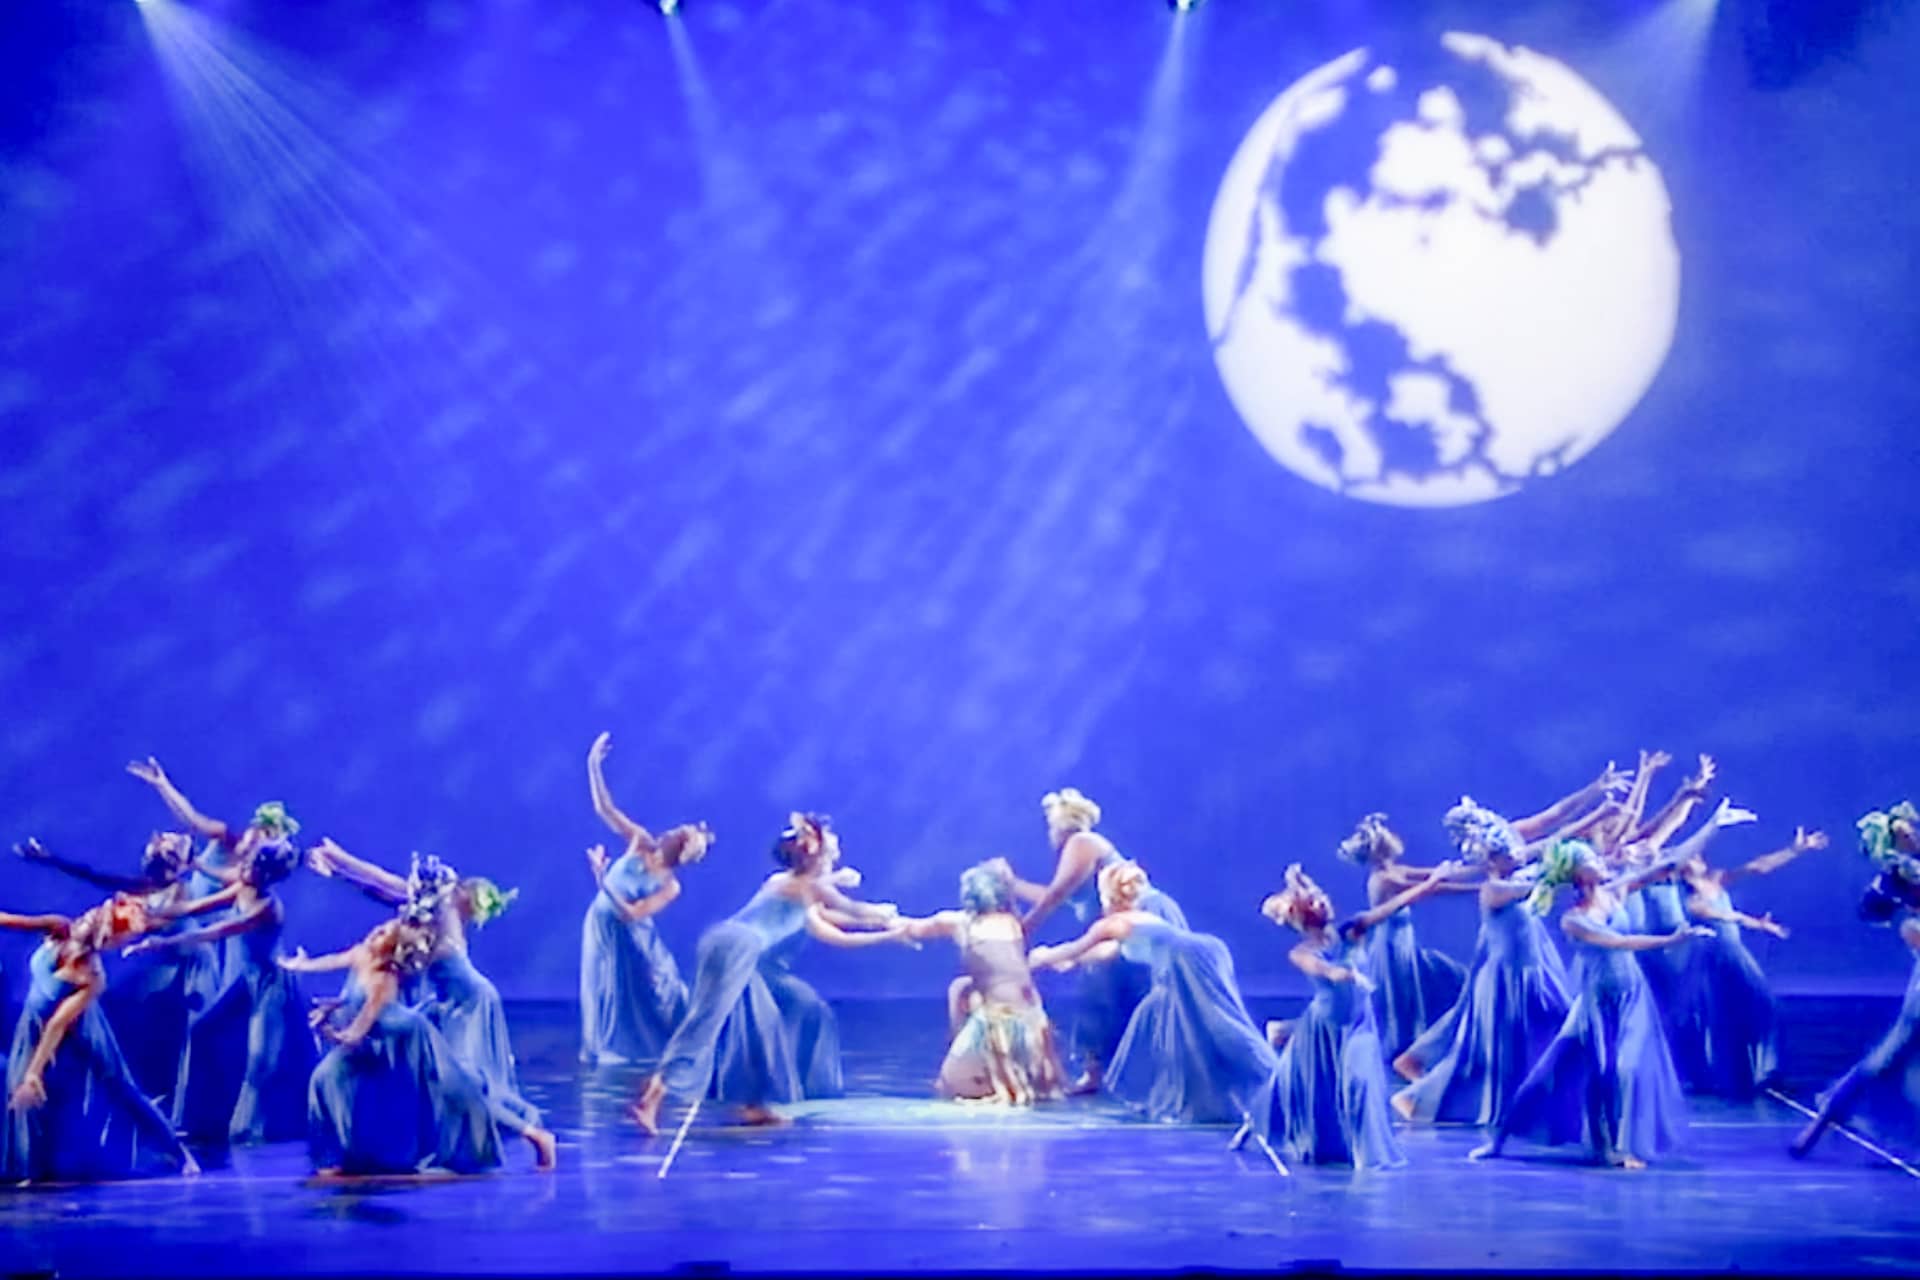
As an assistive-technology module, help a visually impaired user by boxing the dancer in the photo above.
[1470,839,1712,1169]
[123,830,316,1152]
[1667,824,1822,1098]
[580,731,704,1065]
[628,813,912,1134]
[1007,788,1186,1093]
[1247,862,1458,1167]
[286,918,529,1176]
[1337,813,1469,1063]
[1391,809,1570,1128]
[1,895,198,1182]
[1031,861,1274,1125]
[13,832,202,1102]
[1790,805,1920,1157]
[304,840,546,1154]
[901,862,1065,1105]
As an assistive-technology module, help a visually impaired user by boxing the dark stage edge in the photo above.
[2,995,1915,1277]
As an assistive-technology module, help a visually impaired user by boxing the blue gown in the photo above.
[579,853,689,1064]
[307,977,502,1176]
[1251,937,1406,1168]
[1809,952,1920,1151]
[1672,884,1777,1097]
[656,887,813,1107]
[1636,878,1697,1078]
[1490,903,1688,1163]
[3,943,191,1182]
[759,934,843,1098]
[1393,895,1571,1126]
[172,897,318,1147]
[1361,900,1467,1063]
[1063,857,1188,1074]
[418,948,542,1135]
[1102,918,1278,1125]
[100,890,209,1108]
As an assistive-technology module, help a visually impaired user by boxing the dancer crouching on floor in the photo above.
[629,813,913,1134]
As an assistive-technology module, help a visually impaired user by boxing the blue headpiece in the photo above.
[1444,796,1523,866]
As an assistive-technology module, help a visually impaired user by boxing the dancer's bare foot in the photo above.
[735,1105,790,1127]
[528,1128,558,1170]
[630,1077,665,1136]
[1066,1067,1102,1097]
[1467,1140,1501,1161]
[1390,1090,1416,1123]
[1392,1052,1422,1083]
[181,1153,201,1178]
[1607,1152,1647,1171]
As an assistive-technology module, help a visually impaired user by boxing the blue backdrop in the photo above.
[2,0,1916,1000]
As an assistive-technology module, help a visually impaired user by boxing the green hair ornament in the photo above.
[1858,801,1920,879]
[464,878,519,928]
[1526,838,1590,916]
[251,802,300,839]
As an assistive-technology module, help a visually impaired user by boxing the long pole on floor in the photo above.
[1766,1087,1920,1179]
[657,1097,701,1180]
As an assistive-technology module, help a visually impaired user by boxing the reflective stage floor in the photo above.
[2,995,1915,1277]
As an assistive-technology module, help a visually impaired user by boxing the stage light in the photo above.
[658,0,680,14]
[1168,0,1203,11]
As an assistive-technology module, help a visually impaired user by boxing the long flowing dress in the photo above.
[1392,895,1571,1126]
[759,933,843,1099]
[1671,884,1777,1098]
[1102,918,1278,1124]
[579,853,689,1065]
[418,947,543,1136]
[307,980,502,1176]
[100,891,209,1107]
[2,944,192,1182]
[172,898,318,1147]
[1636,877,1697,1079]
[1489,903,1689,1164]
[1361,897,1467,1064]
[1250,937,1406,1168]
[1806,952,1920,1151]
[1064,856,1188,1075]
[937,918,1064,1103]
[655,887,815,1108]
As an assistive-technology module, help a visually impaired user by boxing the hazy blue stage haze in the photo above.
[1,0,1916,1001]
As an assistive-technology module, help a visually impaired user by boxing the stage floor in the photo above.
[2,995,1915,1277]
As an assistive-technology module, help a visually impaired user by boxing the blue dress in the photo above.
[307,977,502,1176]
[1250,937,1406,1168]
[1809,952,1920,1150]
[1102,918,1278,1125]
[1361,898,1467,1063]
[1490,903,1688,1163]
[579,853,689,1064]
[759,933,843,1098]
[1393,895,1571,1126]
[1063,857,1188,1074]
[172,897,318,1147]
[1671,884,1777,1097]
[2,944,191,1182]
[656,886,814,1107]
[100,887,210,1108]
[1636,878,1697,1076]
[418,948,542,1135]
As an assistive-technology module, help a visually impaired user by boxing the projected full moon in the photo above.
[1203,34,1680,507]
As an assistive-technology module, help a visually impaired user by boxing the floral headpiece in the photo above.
[251,802,301,839]
[463,877,519,928]
[1266,863,1334,931]
[1858,802,1920,884]
[1444,796,1522,865]
[244,835,302,887]
[1042,787,1102,830]
[402,852,460,926]
[1337,813,1392,864]
[1096,859,1151,911]
[1526,838,1601,915]
[959,862,1014,915]
[774,812,833,867]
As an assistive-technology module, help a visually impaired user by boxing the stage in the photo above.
[2,994,1913,1277]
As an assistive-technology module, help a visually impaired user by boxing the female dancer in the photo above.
[1337,813,1469,1063]
[1470,839,1712,1169]
[123,832,315,1151]
[1390,811,1570,1127]
[629,813,912,1134]
[1790,805,1920,1156]
[285,917,539,1175]
[2,895,198,1181]
[1248,861,1458,1167]
[1007,788,1186,1093]
[1030,862,1274,1125]
[902,862,1065,1104]
[580,731,705,1065]
[304,840,544,1138]
[13,832,200,1102]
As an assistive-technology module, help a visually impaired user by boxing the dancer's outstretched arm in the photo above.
[1721,828,1827,886]
[1511,761,1631,840]
[1027,915,1127,971]
[1564,912,1712,952]
[1685,893,1789,939]
[13,840,149,894]
[126,894,270,952]
[322,971,395,1051]
[307,838,409,904]
[1018,833,1108,935]
[279,945,359,974]
[587,733,651,847]
[1346,862,1463,933]
[126,759,230,843]
[586,844,680,922]
[899,912,963,943]
[146,883,243,921]
[0,911,70,934]
[10,974,102,1110]
[803,903,911,948]
[1632,754,1715,847]
[815,878,897,926]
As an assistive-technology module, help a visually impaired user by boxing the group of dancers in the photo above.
[3,738,1917,1183]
